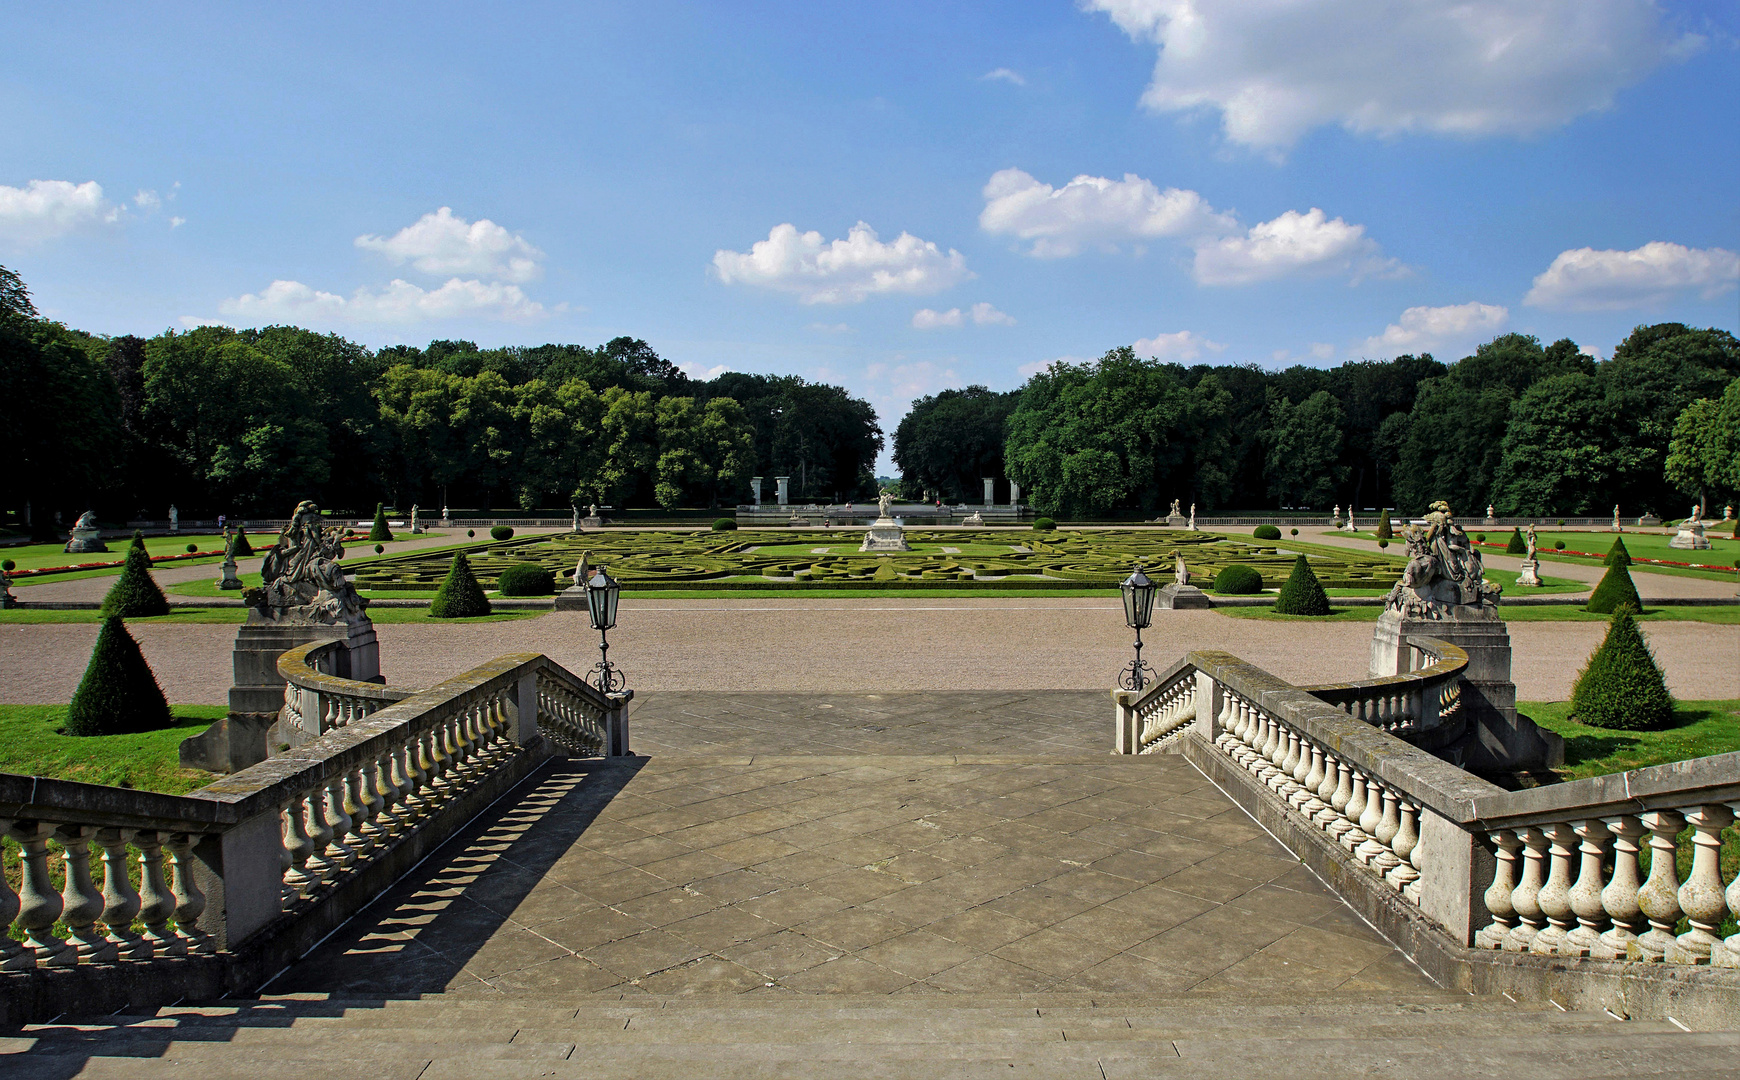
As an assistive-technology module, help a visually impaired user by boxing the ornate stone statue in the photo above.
[1188,503,1196,530]
[215,527,244,590]
[573,551,591,588]
[572,505,582,531]
[878,491,895,520]
[246,500,367,624]
[1486,504,1496,523]
[168,505,179,533]
[1174,552,1189,586]
[1689,502,1703,524]
[588,503,599,518]
[1524,523,1537,560]
[64,511,108,554]
[1613,505,1621,531]
[1170,498,1181,518]
[1384,501,1501,619]
[410,504,422,534]
[1332,505,1341,525]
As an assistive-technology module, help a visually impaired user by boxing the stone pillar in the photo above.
[1009,479,1020,506]
[750,477,763,507]
[1416,808,1490,946]
[983,478,994,506]
[189,811,284,952]
[776,477,790,506]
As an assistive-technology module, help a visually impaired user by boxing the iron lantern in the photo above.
[1118,564,1157,690]
[584,565,624,693]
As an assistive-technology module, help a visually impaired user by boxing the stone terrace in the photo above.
[269,692,1429,998]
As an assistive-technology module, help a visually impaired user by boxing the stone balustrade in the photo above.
[0,651,629,979]
[1300,637,1466,735]
[1112,658,1198,754]
[278,638,411,739]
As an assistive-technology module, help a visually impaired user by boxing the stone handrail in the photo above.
[1112,656,1200,754]
[278,638,411,738]
[0,651,629,980]
[1130,649,1740,974]
[1299,636,1467,735]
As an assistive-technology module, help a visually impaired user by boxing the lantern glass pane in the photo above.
[586,569,619,631]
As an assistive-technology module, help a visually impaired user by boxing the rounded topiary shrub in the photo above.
[1274,554,1331,616]
[1476,533,1487,543]
[1290,528,1298,536]
[1376,509,1393,540]
[1605,536,1631,567]
[185,543,197,553]
[467,529,476,538]
[1506,527,1527,555]
[369,502,394,543]
[1032,517,1056,531]
[101,541,169,618]
[1,559,14,571]
[1570,606,1673,730]
[497,562,556,596]
[64,615,172,736]
[1212,564,1264,595]
[1586,560,1641,615]
[374,544,384,554]
[1253,524,1282,540]
[1554,540,1566,550]
[712,518,738,531]
[429,552,491,617]
[490,525,515,541]
[232,527,254,557]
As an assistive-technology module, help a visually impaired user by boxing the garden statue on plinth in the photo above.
[183,499,382,774]
[1332,505,1341,526]
[860,491,911,552]
[1371,500,1559,773]
[1188,503,1196,530]
[1669,503,1711,550]
[214,528,244,590]
[63,510,108,554]
[580,502,604,529]
[1155,550,1212,609]
[1485,504,1497,525]
[555,551,592,611]
[1515,523,1543,586]
[1165,499,1186,527]
[962,510,984,526]
[168,504,179,533]
[410,504,423,533]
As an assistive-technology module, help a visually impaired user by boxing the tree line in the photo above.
[894,326,1739,519]
[1,266,883,529]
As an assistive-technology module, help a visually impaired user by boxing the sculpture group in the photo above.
[1385,501,1501,619]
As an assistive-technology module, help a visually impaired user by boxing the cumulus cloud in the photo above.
[912,302,1016,329]
[1358,301,1508,356]
[1017,355,1088,380]
[678,361,729,381]
[982,68,1026,85]
[1132,329,1226,361]
[980,168,1235,257]
[1084,0,1699,153]
[713,222,972,304]
[212,277,546,326]
[1522,241,1740,311]
[1193,208,1400,285]
[356,206,544,283]
[0,180,119,242]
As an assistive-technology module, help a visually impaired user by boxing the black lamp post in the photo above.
[1119,563,1157,690]
[584,564,624,693]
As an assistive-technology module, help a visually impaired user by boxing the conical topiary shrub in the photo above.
[1586,559,1641,615]
[1376,509,1392,540]
[101,539,169,617]
[65,615,173,736]
[232,526,254,557]
[1274,554,1331,616]
[369,502,394,543]
[1604,536,1631,567]
[1506,527,1526,554]
[1569,606,1673,730]
[429,552,490,617]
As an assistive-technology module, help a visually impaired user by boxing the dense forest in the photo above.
[3,263,1736,529]
[894,327,1740,520]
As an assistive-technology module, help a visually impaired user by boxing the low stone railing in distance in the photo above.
[0,650,628,1011]
[279,638,410,739]
[1299,636,1466,736]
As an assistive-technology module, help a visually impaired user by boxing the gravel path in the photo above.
[4,598,1734,706]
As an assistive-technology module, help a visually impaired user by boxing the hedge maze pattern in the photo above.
[349,530,1404,592]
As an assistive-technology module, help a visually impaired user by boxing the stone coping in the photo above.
[1299,635,1468,699]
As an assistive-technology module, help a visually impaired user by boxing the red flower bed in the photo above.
[10,549,226,578]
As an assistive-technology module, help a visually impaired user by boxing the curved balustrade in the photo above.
[278,639,411,738]
[1300,636,1466,735]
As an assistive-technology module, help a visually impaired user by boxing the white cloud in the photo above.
[1017,355,1086,380]
[713,221,972,304]
[1522,241,1740,311]
[1579,344,1604,360]
[1084,0,1699,153]
[355,206,544,283]
[807,321,853,334]
[0,180,119,242]
[1310,342,1334,360]
[1358,301,1508,356]
[1132,329,1226,361]
[982,67,1026,85]
[912,302,1016,329]
[170,216,186,228]
[134,189,161,211]
[1193,208,1399,285]
[678,361,729,381]
[979,168,1235,257]
[213,277,545,326]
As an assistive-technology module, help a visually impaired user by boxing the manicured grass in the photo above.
[0,606,537,624]
[1340,527,1740,582]
[1,535,230,572]
[1522,699,1740,781]
[1217,604,1740,624]
[1217,606,1384,622]
[0,704,223,794]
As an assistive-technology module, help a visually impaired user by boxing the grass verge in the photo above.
[0,704,223,794]
[0,607,538,624]
[1218,604,1740,624]
[1521,699,1740,782]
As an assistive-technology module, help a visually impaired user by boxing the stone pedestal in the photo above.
[1668,521,1710,550]
[182,619,381,774]
[776,476,791,506]
[962,511,984,526]
[1156,583,1213,609]
[64,528,107,554]
[1165,512,1186,527]
[982,478,995,506]
[579,515,604,530]
[1636,514,1661,527]
[750,476,763,507]
[860,517,910,552]
[1515,559,1542,587]
[554,585,588,611]
[215,556,243,590]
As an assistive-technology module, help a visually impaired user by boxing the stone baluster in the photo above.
[1529,823,1577,955]
[1368,788,1403,876]
[1504,828,1547,952]
[1212,691,1237,751]
[96,828,147,959]
[1311,755,1343,828]
[322,777,357,869]
[1720,801,1740,968]
[1562,819,1611,957]
[1296,744,1327,815]
[136,831,183,956]
[1273,729,1302,795]
[282,795,318,896]
[1284,730,1311,801]
[1594,815,1645,960]
[8,821,73,966]
[1669,804,1734,964]
[350,765,384,852]
[1385,801,1420,892]
[52,825,114,963]
[403,733,434,814]
[301,785,337,882]
[1630,809,1685,961]
[1326,759,1355,839]
[1228,701,1257,766]
[429,715,458,794]
[166,833,212,954]
[1340,772,1375,853]
[1404,812,1425,904]
[1353,779,1389,864]
[0,818,32,970]
[374,750,406,835]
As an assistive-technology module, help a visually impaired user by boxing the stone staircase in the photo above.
[5,990,1734,1078]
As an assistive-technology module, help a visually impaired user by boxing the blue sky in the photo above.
[4,1,1737,471]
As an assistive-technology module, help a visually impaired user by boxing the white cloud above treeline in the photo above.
[1523,241,1740,311]
[355,206,544,283]
[211,278,546,325]
[912,302,1015,329]
[981,167,1397,285]
[981,68,1026,86]
[713,222,972,304]
[1083,0,1700,153]
[1132,329,1225,361]
[1358,301,1508,356]
[0,180,119,242]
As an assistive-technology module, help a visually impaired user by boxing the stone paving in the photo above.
[268,693,1431,999]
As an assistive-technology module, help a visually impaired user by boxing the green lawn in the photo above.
[0,704,223,794]
[0,605,536,625]
[1522,699,1740,782]
[1216,604,1740,624]
[1339,527,1740,582]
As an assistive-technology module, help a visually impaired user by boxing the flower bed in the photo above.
[10,549,226,578]
[1470,539,1733,571]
